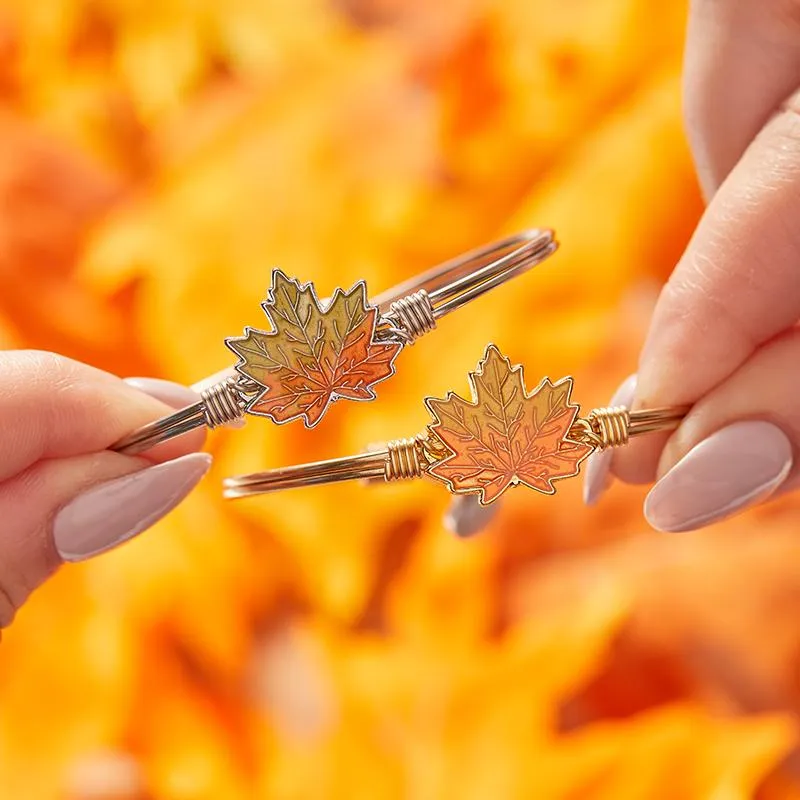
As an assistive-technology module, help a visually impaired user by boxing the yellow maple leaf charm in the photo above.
[425,345,594,504]
[226,270,402,427]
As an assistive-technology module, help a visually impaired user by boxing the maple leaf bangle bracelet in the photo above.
[223,345,690,506]
[112,230,557,455]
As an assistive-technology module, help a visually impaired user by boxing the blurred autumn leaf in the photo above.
[1,1,798,799]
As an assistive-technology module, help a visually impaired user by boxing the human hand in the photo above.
[584,0,800,530]
[0,350,208,629]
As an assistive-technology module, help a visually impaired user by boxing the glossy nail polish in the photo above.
[644,421,792,532]
[54,453,212,561]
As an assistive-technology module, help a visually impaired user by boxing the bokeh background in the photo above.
[1,0,800,797]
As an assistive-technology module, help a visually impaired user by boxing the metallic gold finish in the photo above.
[381,291,437,345]
[385,437,430,481]
[223,345,689,505]
[424,347,593,503]
[113,230,557,455]
[370,229,556,316]
[227,274,402,428]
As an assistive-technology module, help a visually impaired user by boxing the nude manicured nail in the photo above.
[444,494,499,538]
[644,421,792,532]
[582,374,637,506]
[54,453,212,562]
[124,377,201,409]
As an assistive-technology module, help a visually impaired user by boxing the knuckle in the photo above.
[653,262,757,374]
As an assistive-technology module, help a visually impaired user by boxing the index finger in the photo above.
[685,0,800,194]
[0,350,205,481]
[640,95,800,406]
[613,93,800,482]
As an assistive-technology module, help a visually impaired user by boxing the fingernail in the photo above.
[582,374,637,506]
[644,421,792,532]
[126,376,245,428]
[444,494,499,538]
[124,377,200,409]
[54,453,212,562]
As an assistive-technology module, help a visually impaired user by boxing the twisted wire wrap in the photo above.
[384,437,428,481]
[588,406,630,448]
[570,406,630,450]
[420,430,450,462]
[382,290,436,345]
[202,377,247,428]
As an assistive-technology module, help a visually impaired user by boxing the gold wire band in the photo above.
[370,229,556,315]
[222,404,689,499]
[111,230,556,456]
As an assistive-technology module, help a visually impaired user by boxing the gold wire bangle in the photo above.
[223,345,689,505]
[112,230,557,455]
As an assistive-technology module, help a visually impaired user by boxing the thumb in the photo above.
[0,451,211,627]
[611,87,800,487]
[642,329,800,532]
[0,351,210,628]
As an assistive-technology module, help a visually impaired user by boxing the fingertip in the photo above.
[443,494,499,537]
[54,452,213,562]
[583,449,613,506]
[643,422,792,533]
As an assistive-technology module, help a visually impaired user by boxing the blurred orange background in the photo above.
[1,0,800,798]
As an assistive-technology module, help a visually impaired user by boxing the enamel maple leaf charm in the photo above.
[223,343,688,504]
[424,345,594,504]
[226,270,402,427]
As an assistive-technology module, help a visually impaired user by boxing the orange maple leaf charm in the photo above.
[425,345,594,504]
[226,270,402,427]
